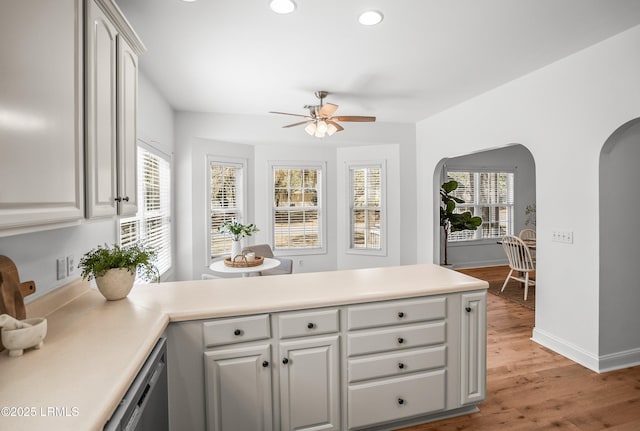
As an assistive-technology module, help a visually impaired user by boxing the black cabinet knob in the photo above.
[233,329,242,336]
[123,196,130,202]
[398,362,405,369]
[465,306,472,313]
[282,358,289,364]
[262,361,269,368]
[307,322,316,329]
[397,398,405,405]
[398,312,405,318]
[114,197,122,202]
[397,337,405,344]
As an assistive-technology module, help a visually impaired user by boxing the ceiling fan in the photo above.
[269,91,376,138]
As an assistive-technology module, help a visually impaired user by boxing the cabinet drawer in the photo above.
[278,309,339,339]
[348,370,446,429]
[347,297,446,330]
[348,346,446,383]
[348,322,445,357]
[203,314,271,348]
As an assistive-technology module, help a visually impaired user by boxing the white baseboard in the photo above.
[532,327,640,373]
[598,347,640,372]
[531,327,599,372]
[453,258,508,269]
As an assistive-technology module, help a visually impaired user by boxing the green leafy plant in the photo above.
[218,220,259,241]
[79,243,159,282]
[440,180,483,266]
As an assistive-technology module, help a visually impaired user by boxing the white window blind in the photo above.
[446,171,514,241]
[349,165,383,251]
[119,146,172,277]
[209,160,244,257]
[272,166,322,250]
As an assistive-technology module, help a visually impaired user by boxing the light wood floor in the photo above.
[397,266,640,431]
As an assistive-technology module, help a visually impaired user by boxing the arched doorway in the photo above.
[599,118,640,362]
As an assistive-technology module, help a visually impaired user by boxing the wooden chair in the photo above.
[242,244,293,276]
[518,228,536,241]
[500,235,536,301]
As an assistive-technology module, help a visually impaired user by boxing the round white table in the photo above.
[208,257,281,277]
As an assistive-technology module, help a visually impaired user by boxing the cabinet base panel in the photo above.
[349,405,480,431]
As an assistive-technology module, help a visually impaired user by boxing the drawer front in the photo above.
[203,314,271,347]
[348,322,446,357]
[348,370,446,429]
[278,308,339,339]
[348,345,446,383]
[347,296,446,330]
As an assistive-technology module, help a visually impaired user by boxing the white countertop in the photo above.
[0,264,486,430]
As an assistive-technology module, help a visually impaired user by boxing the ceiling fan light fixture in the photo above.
[305,122,316,136]
[270,0,296,14]
[326,123,338,136]
[358,10,383,26]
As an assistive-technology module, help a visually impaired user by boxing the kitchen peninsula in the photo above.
[0,264,487,431]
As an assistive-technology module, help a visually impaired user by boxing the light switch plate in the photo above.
[66,255,75,275]
[57,257,67,280]
[552,230,574,244]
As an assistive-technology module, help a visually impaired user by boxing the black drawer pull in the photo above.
[262,361,269,368]
[307,322,316,329]
[397,398,405,405]
[233,329,242,336]
[398,362,405,369]
[465,306,472,313]
[397,311,405,318]
[397,337,405,344]
[282,358,289,364]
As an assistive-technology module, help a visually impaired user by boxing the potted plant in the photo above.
[440,180,483,267]
[218,220,259,260]
[79,243,158,301]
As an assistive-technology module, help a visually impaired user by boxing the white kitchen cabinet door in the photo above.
[204,344,273,431]
[115,36,138,216]
[279,335,340,431]
[85,0,118,219]
[0,0,84,232]
[460,291,487,405]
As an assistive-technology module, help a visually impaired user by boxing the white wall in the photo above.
[173,112,415,280]
[440,144,536,268]
[416,25,640,371]
[599,118,640,369]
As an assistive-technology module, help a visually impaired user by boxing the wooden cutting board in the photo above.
[0,256,37,352]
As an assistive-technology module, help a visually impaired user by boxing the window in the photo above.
[445,170,514,241]
[119,145,172,277]
[272,164,324,251]
[209,158,246,258]
[349,163,385,254]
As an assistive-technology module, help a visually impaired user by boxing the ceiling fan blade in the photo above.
[269,111,310,119]
[327,120,344,132]
[319,103,339,117]
[332,115,376,122]
[282,120,312,128]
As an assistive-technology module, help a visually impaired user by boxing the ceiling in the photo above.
[115,0,640,124]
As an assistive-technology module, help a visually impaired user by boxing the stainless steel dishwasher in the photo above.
[104,337,168,431]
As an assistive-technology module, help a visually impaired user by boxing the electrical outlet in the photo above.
[56,257,67,280]
[552,230,574,244]
[66,255,75,275]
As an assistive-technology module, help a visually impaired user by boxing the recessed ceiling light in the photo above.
[181,0,197,2]
[270,0,296,14]
[358,10,383,26]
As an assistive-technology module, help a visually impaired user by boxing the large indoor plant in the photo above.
[79,243,158,300]
[440,180,483,266]
[218,220,259,260]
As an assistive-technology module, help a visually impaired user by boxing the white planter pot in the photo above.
[95,268,136,301]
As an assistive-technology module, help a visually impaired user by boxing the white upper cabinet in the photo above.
[85,0,118,218]
[86,0,144,219]
[0,0,84,233]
